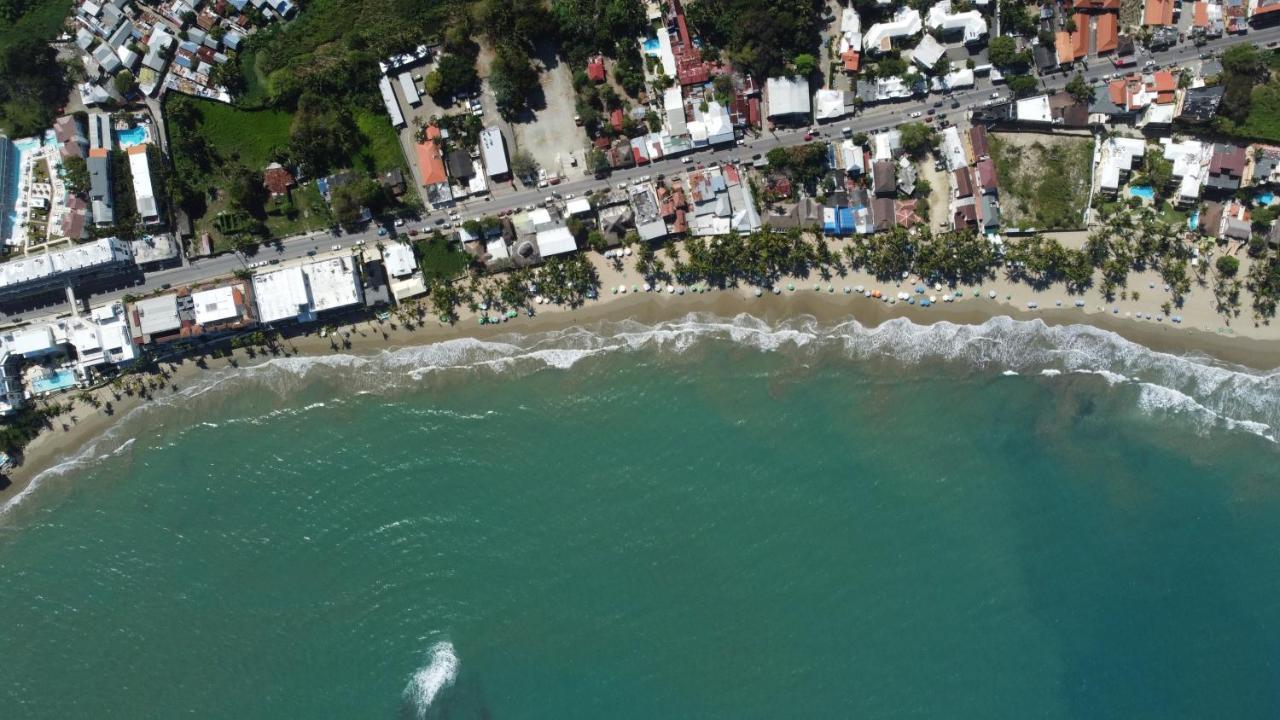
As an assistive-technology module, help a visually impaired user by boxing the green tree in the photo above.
[793,53,817,77]
[489,44,541,118]
[1216,255,1240,277]
[1065,73,1093,103]
[899,123,937,159]
[0,34,69,136]
[988,36,1020,68]
[1006,74,1039,97]
[113,69,136,97]
[61,155,91,196]
[510,149,538,180]
[288,93,359,176]
[425,54,478,103]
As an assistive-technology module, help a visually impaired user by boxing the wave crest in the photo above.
[403,641,458,717]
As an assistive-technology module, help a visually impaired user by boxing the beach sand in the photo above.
[5,242,1279,509]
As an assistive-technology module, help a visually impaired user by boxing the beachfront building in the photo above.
[0,237,135,303]
[926,0,988,44]
[380,241,427,302]
[416,125,453,208]
[1096,136,1148,196]
[0,300,138,415]
[251,254,365,325]
[1161,137,1213,206]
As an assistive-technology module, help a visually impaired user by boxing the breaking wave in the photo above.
[403,641,458,717]
[5,312,1278,517]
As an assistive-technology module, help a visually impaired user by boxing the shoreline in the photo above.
[4,250,1280,512]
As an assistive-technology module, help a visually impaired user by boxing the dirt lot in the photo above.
[915,159,952,232]
[508,53,585,181]
[989,131,1094,231]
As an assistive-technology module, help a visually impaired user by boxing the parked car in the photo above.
[803,132,814,141]
[990,91,1001,99]
[908,111,922,118]
[332,243,343,250]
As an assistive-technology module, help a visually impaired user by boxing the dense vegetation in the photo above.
[0,21,69,135]
[989,134,1093,230]
[686,0,823,78]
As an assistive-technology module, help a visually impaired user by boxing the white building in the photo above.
[863,7,923,53]
[664,86,688,136]
[398,72,421,107]
[252,255,364,324]
[1161,138,1212,205]
[535,226,578,257]
[126,144,160,224]
[910,34,947,70]
[1096,137,1148,194]
[939,126,967,171]
[1015,94,1054,123]
[379,76,405,128]
[926,0,988,44]
[814,89,849,122]
[191,285,245,326]
[479,127,509,178]
[380,241,427,301]
[840,139,866,175]
[766,76,812,120]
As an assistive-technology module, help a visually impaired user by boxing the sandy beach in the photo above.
[4,242,1279,510]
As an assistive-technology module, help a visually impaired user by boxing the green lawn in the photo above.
[990,133,1094,230]
[263,182,333,238]
[353,110,407,175]
[191,99,293,169]
[415,235,471,283]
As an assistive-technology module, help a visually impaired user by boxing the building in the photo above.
[969,126,990,161]
[1178,84,1225,123]
[87,112,114,226]
[766,76,812,124]
[191,283,255,332]
[416,125,452,207]
[251,254,365,324]
[1145,0,1176,24]
[1161,137,1213,205]
[380,241,427,301]
[863,7,923,52]
[379,76,405,128]
[263,162,295,197]
[926,0,988,43]
[398,72,421,107]
[129,293,182,341]
[127,145,160,225]
[1096,136,1147,195]
[910,34,947,70]
[1208,143,1246,193]
[0,237,135,302]
[479,127,509,179]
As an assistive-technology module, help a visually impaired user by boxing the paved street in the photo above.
[10,26,1280,322]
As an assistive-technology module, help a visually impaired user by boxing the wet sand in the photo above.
[5,248,1280,511]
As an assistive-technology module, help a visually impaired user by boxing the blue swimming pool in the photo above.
[1188,208,1200,230]
[2,135,43,242]
[1128,185,1155,200]
[116,125,150,148]
[30,369,77,394]
[1257,190,1275,205]
[642,37,661,54]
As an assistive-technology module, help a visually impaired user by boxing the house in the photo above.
[380,241,427,301]
[954,168,974,198]
[87,112,114,227]
[263,162,295,198]
[1162,137,1213,205]
[378,76,405,128]
[1056,26,1089,65]
[766,76,811,123]
[415,125,452,207]
[975,158,998,194]
[872,160,897,196]
[251,255,364,324]
[1178,84,1225,123]
[1253,0,1280,25]
[1207,143,1246,193]
[969,126,990,161]
[586,55,606,82]
[814,89,850,122]
[53,115,87,161]
[978,193,1001,230]
[940,126,967,171]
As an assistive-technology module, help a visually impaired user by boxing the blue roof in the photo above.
[837,207,854,233]
[224,32,242,49]
[227,0,248,9]
[174,54,193,68]
[179,40,200,54]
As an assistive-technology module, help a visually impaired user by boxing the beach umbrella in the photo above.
[915,284,926,294]
[909,297,915,305]
[755,288,763,297]
[677,287,685,295]
[828,286,834,293]
[788,283,795,291]
[612,287,618,294]
[667,284,675,293]
[929,295,937,303]
[643,283,652,292]
[773,287,781,294]
[844,287,851,294]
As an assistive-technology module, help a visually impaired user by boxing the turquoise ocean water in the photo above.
[2,313,1279,719]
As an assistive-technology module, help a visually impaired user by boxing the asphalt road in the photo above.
[13,27,1280,322]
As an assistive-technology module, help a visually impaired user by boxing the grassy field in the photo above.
[415,234,471,282]
[1240,80,1280,142]
[0,0,71,47]
[989,132,1094,230]
[353,110,407,175]
[191,100,293,169]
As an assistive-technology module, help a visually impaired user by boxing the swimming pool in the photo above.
[1257,190,1275,205]
[642,37,661,54]
[2,135,44,242]
[1188,208,1200,230]
[30,369,77,394]
[116,125,150,148]
[1128,185,1155,200]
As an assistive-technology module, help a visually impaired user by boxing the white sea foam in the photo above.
[403,641,458,717]
[6,313,1278,519]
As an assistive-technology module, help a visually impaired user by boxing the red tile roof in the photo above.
[1096,13,1119,53]
[587,57,606,83]
[1194,1,1209,26]
[610,108,624,132]
[976,159,998,191]
[262,165,295,196]
[416,126,447,186]
[842,49,860,72]
[1074,0,1120,9]
[1144,0,1174,25]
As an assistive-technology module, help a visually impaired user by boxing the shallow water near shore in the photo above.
[2,313,1279,719]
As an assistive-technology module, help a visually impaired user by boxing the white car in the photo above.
[394,218,405,227]
[681,156,691,164]
[909,111,923,118]
[991,91,1001,99]
[331,244,342,251]
[565,193,575,199]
